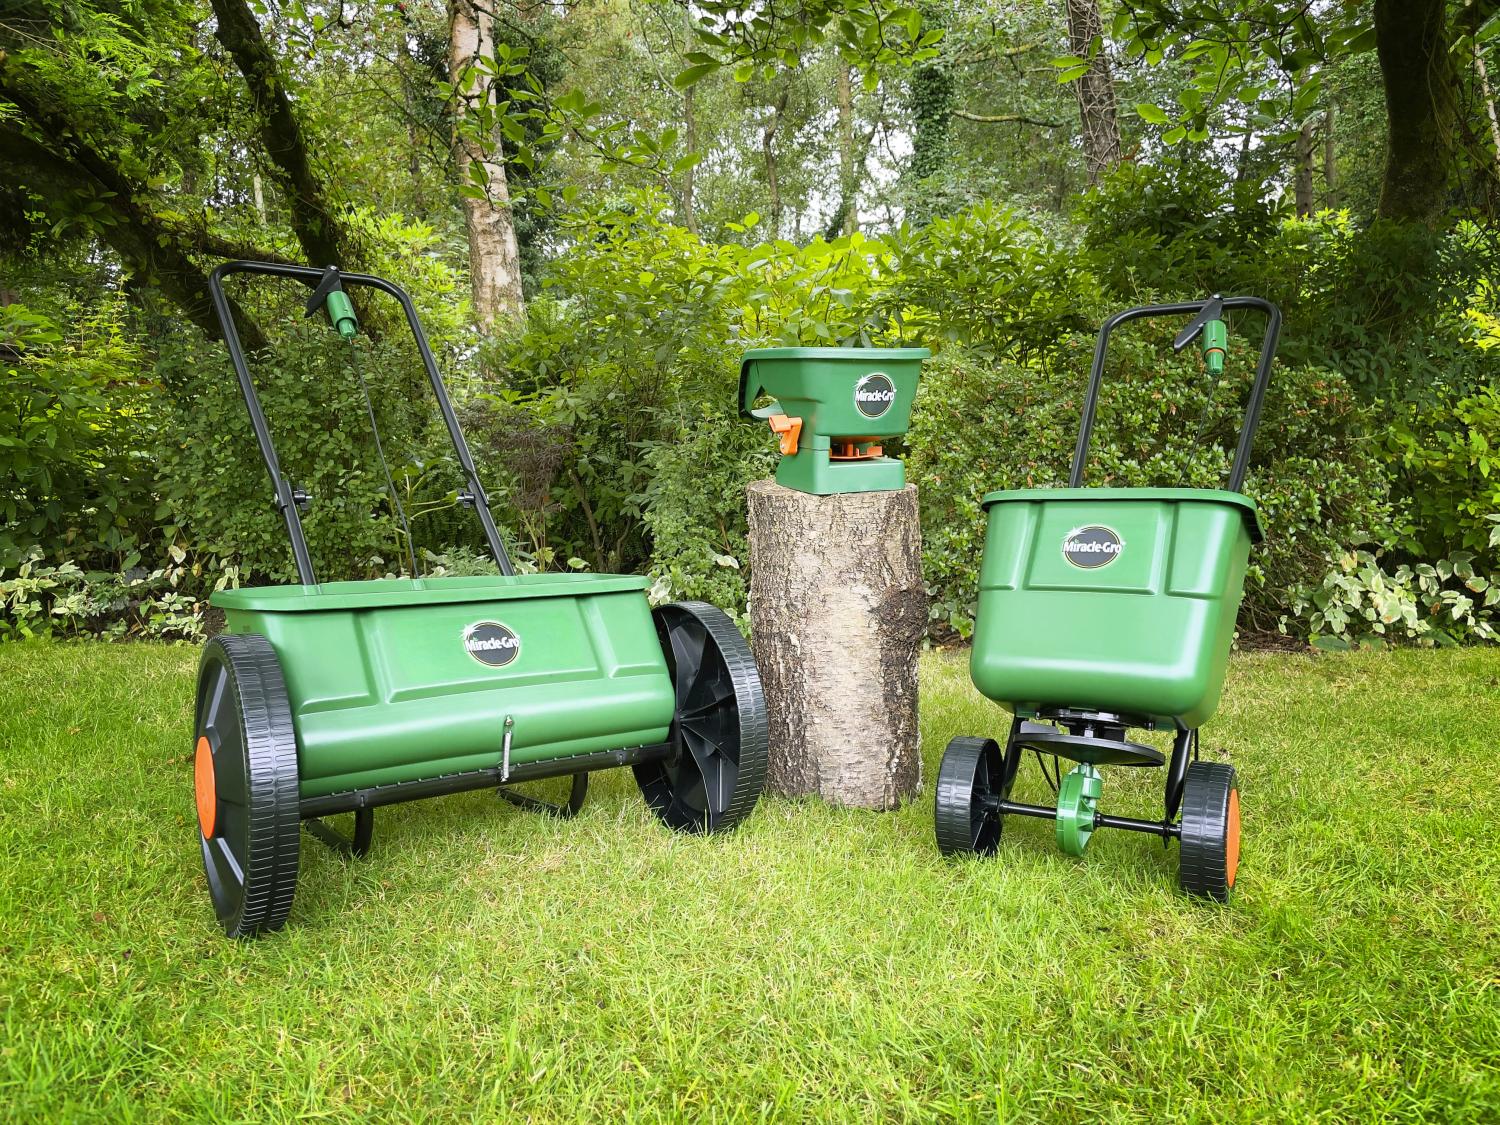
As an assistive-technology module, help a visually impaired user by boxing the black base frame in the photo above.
[992,713,1199,841]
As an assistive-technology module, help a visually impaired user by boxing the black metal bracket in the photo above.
[497,772,589,819]
[206,259,517,583]
[304,808,375,858]
[1070,295,1282,493]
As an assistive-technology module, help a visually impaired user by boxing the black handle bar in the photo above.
[1069,295,1282,494]
[207,260,515,584]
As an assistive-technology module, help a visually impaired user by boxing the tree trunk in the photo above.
[1294,116,1316,216]
[1476,41,1500,182]
[449,0,525,327]
[210,0,349,269]
[760,90,788,239]
[1374,0,1458,223]
[835,63,858,236]
[1063,0,1122,184]
[746,481,926,810]
[1323,103,1338,209]
[681,82,699,235]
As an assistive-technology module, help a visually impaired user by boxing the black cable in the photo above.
[346,340,420,578]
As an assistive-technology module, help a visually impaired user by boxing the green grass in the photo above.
[1,643,1497,1122]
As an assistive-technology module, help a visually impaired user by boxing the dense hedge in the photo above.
[4,176,1498,645]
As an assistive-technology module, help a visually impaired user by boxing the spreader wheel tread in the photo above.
[935,736,1004,856]
[636,601,767,835]
[1178,761,1239,903]
[195,634,301,938]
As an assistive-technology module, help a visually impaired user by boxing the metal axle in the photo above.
[299,742,673,818]
[987,797,1182,840]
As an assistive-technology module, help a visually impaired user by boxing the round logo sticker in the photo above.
[853,372,897,419]
[463,621,521,667]
[1062,525,1124,569]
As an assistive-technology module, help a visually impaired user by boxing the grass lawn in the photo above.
[1,642,1497,1122]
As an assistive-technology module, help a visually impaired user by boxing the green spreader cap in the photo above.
[739,346,929,496]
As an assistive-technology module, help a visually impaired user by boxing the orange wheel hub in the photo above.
[194,735,217,839]
[1224,787,1241,887]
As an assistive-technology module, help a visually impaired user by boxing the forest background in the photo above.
[3,0,1499,650]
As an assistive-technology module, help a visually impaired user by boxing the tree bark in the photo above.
[835,62,857,236]
[1322,103,1338,209]
[1374,0,1458,223]
[760,89,788,239]
[449,0,525,327]
[210,0,350,269]
[1294,115,1316,216]
[0,111,267,349]
[746,481,926,810]
[1063,0,1122,184]
[681,81,699,235]
[1476,41,1500,182]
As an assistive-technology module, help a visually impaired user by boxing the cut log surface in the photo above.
[746,480,926,810]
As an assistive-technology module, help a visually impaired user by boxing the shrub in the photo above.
[906,334,1393,638]
[0,297,156,572]
[1383,385,1500,567]
[153,318,467,584]
[1287,526,1500,649]
[0,544,238,642]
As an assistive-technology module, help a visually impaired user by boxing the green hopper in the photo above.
[935,296,1281,902]
[740,346,929,494]
[194,262,767,938]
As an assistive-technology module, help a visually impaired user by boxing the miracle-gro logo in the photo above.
[463,621,521,667]
[1062,525,1124,569]
[853,372,897,418]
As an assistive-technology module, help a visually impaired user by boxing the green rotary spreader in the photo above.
[935,296,1281,901]
[740,346,928,494]
[193,261,767,937]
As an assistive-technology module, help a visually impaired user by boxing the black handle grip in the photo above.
[1069,295,1282,494]
[206,260,516,580]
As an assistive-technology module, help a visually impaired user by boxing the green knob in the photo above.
[1202,319,1227,376]
[325,290,358,340]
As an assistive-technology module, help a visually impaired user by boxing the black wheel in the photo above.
[193,634,301,938]
[635,601,767,834]
[935,736,1006,856]
[1178,761,1240,903]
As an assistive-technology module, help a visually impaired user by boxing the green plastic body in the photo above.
[211,574,675,799]
[740,347,928,495]
[970,488,1262,729]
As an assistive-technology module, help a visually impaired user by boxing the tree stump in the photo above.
[746,480,925,810]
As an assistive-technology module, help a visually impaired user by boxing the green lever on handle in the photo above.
[304,265,358,340]
[1202,318,1227,375]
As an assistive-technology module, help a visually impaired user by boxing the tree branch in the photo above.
[209,0,351,270]
[0,122,268,349]
[952,109,1064,127]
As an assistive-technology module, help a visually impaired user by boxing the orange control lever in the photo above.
[768,415,802,456]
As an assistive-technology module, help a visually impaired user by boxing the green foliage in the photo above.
[1383,386,1500,564]
[0,544,237,642]
[907,336,1392,638]
[471,193,1098,609]
[639,413,776,630]
[1290,528,1500,649]
[153,319,460,584]
[0,297,155,571]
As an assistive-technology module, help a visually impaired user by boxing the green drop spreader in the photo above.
[194,261,768,937]
[935,296,1281,901]
[740,346,928,494]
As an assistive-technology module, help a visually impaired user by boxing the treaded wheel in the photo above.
[194,634,301,937]
[935,736,1005,856]
[1178,761,1240,902]
[635,601,767,834]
